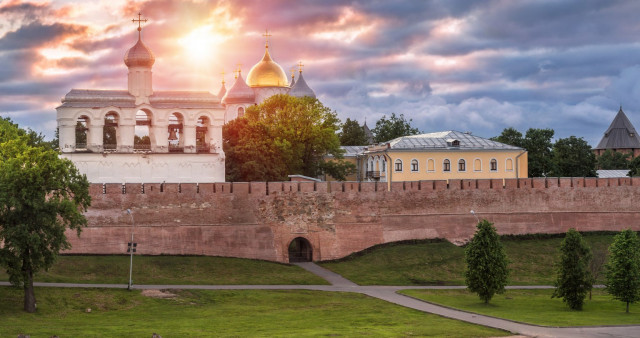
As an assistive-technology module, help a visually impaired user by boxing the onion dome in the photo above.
[217,82,227,100]
[222,72,255,104]
[124,36,155,68]
[246,47,289,87]
[289,71,315,98]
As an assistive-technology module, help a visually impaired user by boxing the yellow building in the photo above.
[363,131,528,186]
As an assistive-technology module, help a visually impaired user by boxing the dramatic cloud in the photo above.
[1,0,640,148]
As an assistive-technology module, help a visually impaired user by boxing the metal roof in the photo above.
[595,107,640,149]
[379,131,524,151]
[597,169,630,178]
[57,89,222,109]
[288,72,316,98]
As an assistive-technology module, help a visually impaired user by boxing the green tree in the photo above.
[628,156,640,177]
[223,94,355,181]
[597,150,631,170]
[524,128,555,177]
[464,219,509,304]
[490,127,524,148]
[605,229,640,313]
[550,136,597,177]
[339,118,368,146]
[0,118,91,312]
[372,113,420,143]
[552,229,593,310]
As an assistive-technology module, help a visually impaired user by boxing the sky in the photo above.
[1,0,640,146]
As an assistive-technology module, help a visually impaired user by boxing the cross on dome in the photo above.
[132,12,148,37]
[298,61,304,73]
[220,70,226,85]
[263,29,272,48]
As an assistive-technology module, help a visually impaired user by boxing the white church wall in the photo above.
[61,153,225,183]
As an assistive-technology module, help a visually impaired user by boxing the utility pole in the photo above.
[127,209,136,290]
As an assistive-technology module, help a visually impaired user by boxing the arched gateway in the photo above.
[288,237,312,262]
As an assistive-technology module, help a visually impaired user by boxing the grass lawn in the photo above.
[0,255,327,285]
[319,233,615,285]
[400,288,640,327]
[0,287,509,337]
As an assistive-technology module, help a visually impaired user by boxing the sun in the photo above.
[178,25,225,64]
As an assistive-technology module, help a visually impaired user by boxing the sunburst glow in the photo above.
[178,25,227,63]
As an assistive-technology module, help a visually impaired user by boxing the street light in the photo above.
[126,209,135,290]
[470,210,479,223]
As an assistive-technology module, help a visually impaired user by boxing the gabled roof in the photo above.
[370,131,523,151]
[595,107,640,150]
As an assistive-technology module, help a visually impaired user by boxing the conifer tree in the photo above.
[605,229,640,313]
[464,220,509,304]
[552,228,592,310]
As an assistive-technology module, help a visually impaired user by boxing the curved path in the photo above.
[2,262,638,338]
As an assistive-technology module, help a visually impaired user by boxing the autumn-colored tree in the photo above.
[223,95,354,181]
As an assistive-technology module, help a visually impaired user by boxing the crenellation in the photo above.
[572,177,584,188]
[125,183,143,194]
[299,181,315,192]
[620,177,632,186]
[434,180,448,190]
[232,182,250,195]
[105,183,122,194]
[547,177,559,188]
[477,179,491,190]
[329,181,342,193]
[449,179,462,190]
[532,177,546,188]
[519,178,532,188]
[490,179,503,189]
[584,177,597,187]
[390,182,404,191]
[215,182,232,193]
[181,183,198,194]
[360,181,376,192]
[250,182,267,195]
[596,178,609,187]
[462,179,477,189]
[558,178,571,188]
[164,183,179,193]
[607,178,620,187]
[504,179,518,189]
[632,177,640,186]
[283,181,298,192]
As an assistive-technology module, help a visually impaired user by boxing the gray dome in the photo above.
[288,72,315,98]
[222,73,255,104]
[124,37,155,68]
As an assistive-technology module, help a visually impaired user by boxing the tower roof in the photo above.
[221,72,255,104]
[288,72,315,98]
[217,82,227,100]
[246,46,289,87]
[595,107,640,149]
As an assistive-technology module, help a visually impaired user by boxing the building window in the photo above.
[395,159,403,172]
[506,158,514,171]
[382,160,386,172]
[427,159,435,172]
[474,159,481,171]
[238,107,245,118]
[411,159,419,172]
[458,159,466,172]
[443,159,451,172]
[490,159,498,171]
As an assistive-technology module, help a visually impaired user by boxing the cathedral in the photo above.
[56,17,315,183]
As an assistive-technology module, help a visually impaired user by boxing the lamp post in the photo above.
[470,210,479,223]
[127,209,135,290]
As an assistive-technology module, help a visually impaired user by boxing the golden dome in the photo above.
[246,48,289,87]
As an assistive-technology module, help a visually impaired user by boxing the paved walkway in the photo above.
[2,263,639,338]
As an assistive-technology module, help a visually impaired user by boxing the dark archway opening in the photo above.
[288,237,312,263]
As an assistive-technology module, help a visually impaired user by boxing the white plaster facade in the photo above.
[56,24,315,184]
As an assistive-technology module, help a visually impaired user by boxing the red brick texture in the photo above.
[65,179,640,263]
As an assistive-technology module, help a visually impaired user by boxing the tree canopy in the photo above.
[550,136,596,177]
[0,117,91,312]
[372,113,420,143]
[605,229,640,313]
[490,127,524,148]
[597,150,631,170]
[223,94,355,181]
[524,128,555,177]
[552,228,593,310]
[464,219,509,304]
[339,118,369,146]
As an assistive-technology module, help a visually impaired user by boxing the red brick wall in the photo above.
[64,179,640,262]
